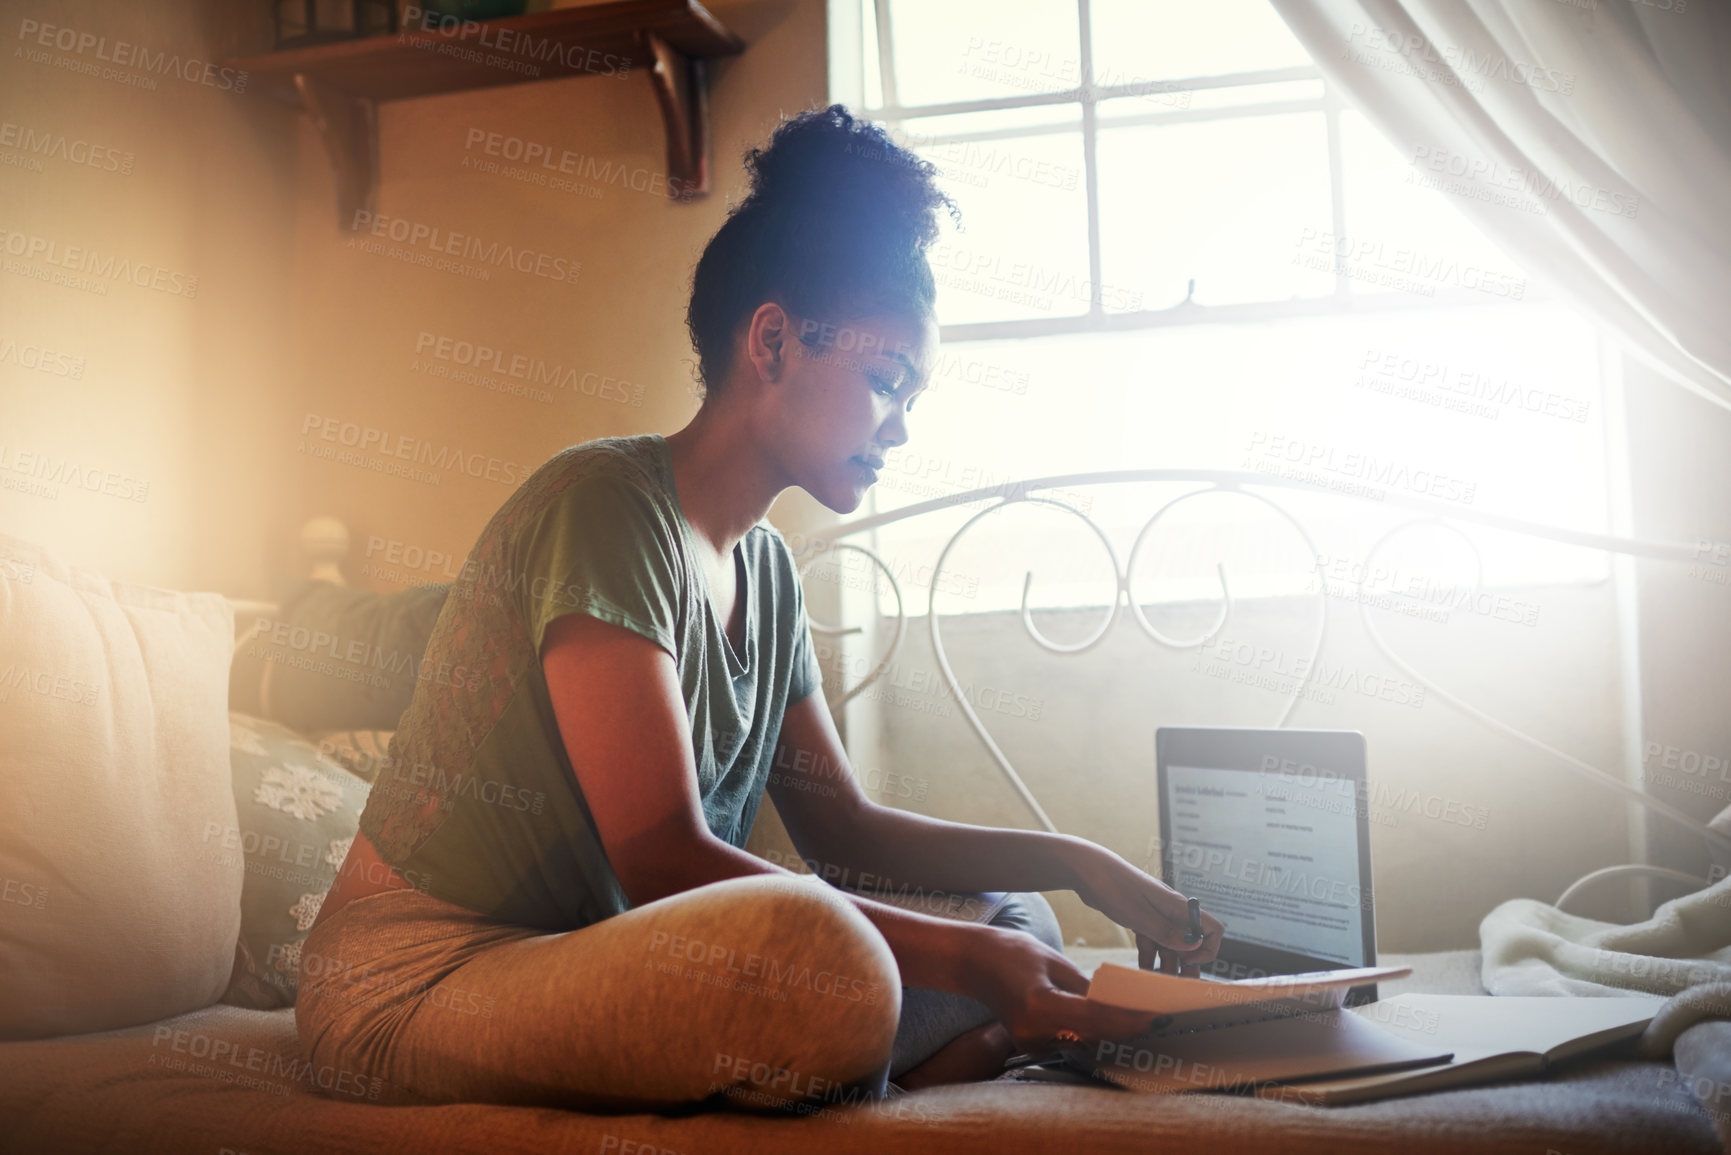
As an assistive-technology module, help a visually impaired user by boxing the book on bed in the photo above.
[1279,993,1666,1105]
[1044,968,1664,1101]
[1087,963,1413,1015]
[1056,963,1454,1093]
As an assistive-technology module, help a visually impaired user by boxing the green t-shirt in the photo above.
[357,433,823,930]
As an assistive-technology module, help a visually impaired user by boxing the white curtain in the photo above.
[1268,0,1731,413]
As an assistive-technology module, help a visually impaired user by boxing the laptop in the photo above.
[1155,726,1382,1005]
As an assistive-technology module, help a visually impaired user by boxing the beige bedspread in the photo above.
[0,950,1716,1155]
[1481,875,1731,1004]
[1482,877,1731,1150]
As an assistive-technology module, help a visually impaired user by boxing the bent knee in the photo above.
[724,876,898,998]
[699,875,900,1084]
[701,875,896,976]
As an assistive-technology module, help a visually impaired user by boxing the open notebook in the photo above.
[1055,964,1453,1093]
[1281,993,1665,1104]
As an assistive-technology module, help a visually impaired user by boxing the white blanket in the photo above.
[1481,874,1731,1058]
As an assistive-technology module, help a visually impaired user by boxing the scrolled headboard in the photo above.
[787,466,1728,863]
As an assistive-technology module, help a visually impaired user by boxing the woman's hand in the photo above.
[963,925,1168,1052]
[1072,851,1225,976]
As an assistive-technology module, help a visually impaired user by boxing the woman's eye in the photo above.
[869,374,899,398]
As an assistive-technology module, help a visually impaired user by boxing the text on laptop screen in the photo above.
[1166,763,1367,966]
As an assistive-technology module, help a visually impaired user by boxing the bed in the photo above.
[0,468,1722,1154]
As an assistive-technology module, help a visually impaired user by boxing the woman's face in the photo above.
[766,308,938,514]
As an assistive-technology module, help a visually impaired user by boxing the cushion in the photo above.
[227,581,450,733]
[220,714,370,1010]
[308,728,395,785]
[0,532,239,1040]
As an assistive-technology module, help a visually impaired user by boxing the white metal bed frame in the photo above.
[785,466,1729,918]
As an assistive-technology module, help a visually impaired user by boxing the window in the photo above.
[830,0,1611,618]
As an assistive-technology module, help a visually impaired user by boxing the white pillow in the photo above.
[0,533,241,1039]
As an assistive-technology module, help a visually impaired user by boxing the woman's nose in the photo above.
[878,411,909,449]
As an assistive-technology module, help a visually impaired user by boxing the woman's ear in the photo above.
[745,301,790,381]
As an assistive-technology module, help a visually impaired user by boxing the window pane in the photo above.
[1091,0,1312,85]
[893,105,1082,138]
[1337,110,1530,302]
[1097,110,1334,309]
[887,0,1081,107]
[860,0,883,109]
[1180,78,1326,112]
[911,127,1091,325]
[870,305,1607,615]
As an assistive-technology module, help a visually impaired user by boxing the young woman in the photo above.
[300,104,1223,1115]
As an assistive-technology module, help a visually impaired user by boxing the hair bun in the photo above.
[684,104,958,395]
[741,104,952,247]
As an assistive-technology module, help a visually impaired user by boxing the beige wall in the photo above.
[284,0,835,596]
[0,0,837,882]
[0,0,298,593]
[0,0,834,597]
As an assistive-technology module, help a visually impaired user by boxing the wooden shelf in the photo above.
[228,1,744,225]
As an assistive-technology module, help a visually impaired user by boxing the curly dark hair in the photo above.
[684,103,961,398]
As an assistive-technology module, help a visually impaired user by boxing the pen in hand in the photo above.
[1183,897,1202,945]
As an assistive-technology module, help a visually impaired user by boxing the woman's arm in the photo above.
[541,611,1163,1045]
[766,690,1224,970]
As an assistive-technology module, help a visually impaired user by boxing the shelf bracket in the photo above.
[638,30,710,200]
[295,73,380,230]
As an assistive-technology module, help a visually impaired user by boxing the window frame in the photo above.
[824,0,1613,617]
[853,0,1563,343]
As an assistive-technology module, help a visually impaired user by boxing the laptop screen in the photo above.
[1157,728,1377,981]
